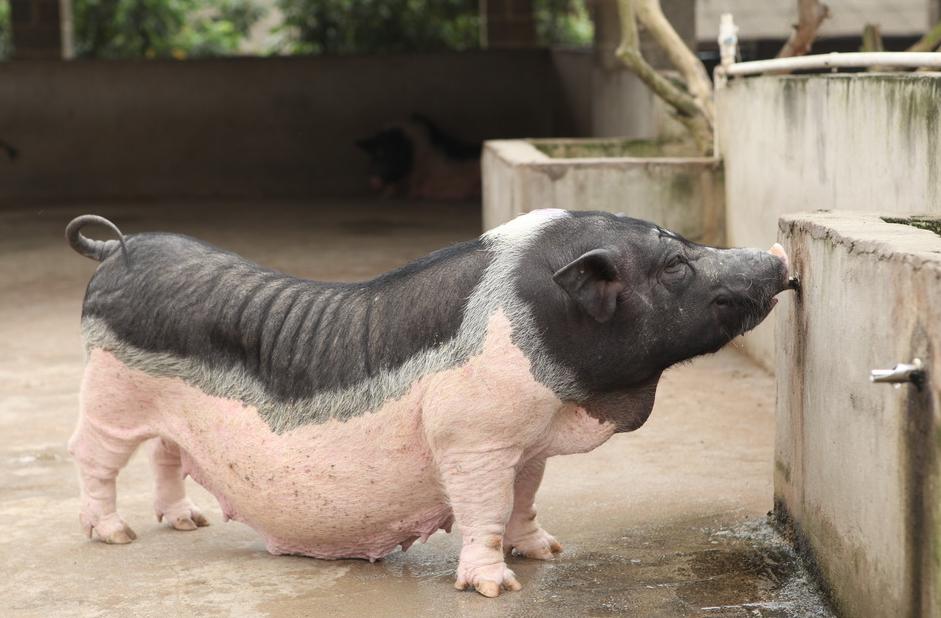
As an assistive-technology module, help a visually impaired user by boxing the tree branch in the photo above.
[632,0,714,123]
[614,0,712,155]
[860,23,884,52]
[777,0,830,58]
[908,19,941,52]
[860,22,888,72]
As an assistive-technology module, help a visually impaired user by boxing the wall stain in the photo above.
[903,323,935,617]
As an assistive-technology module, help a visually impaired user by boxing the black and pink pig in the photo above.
[66,209,790,597]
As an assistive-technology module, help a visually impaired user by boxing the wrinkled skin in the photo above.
[65,209,791,600]
[521,214,790,398]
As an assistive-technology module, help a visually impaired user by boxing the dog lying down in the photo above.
[356,115,481,201]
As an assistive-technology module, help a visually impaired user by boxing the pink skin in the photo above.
[505,458,563,560]
[68,311,616,596]
[151,438,209,530]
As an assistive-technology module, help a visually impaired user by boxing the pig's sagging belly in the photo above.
[87,349,451,561]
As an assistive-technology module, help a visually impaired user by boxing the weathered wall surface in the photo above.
[717,74,941,369]
[776,212,941,618]
[0,52,568,202]
[550,50,596,138]
[482,139,724,245]
[551,48,658,140]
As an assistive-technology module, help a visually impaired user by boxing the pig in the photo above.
[355,115,481,200]
[65,210,790,598]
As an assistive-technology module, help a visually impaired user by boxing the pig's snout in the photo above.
[712,245,790,315]
[765,243,792,294]
[768,244,801,291]
[768,243,789,271]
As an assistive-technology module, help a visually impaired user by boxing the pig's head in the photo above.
[516,211,791,396]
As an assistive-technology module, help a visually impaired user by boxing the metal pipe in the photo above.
[726,52,941,77]
[871,358,925,389]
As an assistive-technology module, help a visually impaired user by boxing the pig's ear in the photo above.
[552,249,624,323]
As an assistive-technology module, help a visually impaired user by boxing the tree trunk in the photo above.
[777,0,830,59]
[861,23,884,53]
[633,0,714,124]
[615,0,714,156]
[908,20,941,52]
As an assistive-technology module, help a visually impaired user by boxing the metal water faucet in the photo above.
[870,358,925,389]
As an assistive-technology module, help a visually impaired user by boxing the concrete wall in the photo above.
[551,48,658,140]
[482,139,725,245]
[0,52,568,202]
[776,212,941,618]
[717,74,941,369]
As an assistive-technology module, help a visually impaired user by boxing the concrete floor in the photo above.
[0,200,830,617]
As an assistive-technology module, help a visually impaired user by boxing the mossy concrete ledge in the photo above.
[481,139,725,245]
[717,73,941,372]
[775,211,941,618]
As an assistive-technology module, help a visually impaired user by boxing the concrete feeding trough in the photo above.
[775,211,941,618]
[481,138,725,244]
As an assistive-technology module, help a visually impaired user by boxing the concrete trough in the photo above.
[776,211,941,617]
[716,74,941,371]
[481,138,725,244]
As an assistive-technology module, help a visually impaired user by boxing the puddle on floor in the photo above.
[249,516,835,617]
[526,518,833,618]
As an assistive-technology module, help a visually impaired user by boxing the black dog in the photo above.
[356,115,481,200]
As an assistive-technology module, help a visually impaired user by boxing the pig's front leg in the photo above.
[151,438,209,530]
[504,457,562,560]
[438,448,523,597]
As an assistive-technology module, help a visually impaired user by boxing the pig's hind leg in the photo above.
[68,350,158,544]
[504,457,562,560]
[68,414,144,544]
[151,437,209,530]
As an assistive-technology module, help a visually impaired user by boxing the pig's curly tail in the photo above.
[65,214,128,262]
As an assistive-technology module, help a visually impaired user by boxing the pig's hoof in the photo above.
[507,529,563,560]
[454,563,522,597]
[82,512,137,544]
[156,499,210,531]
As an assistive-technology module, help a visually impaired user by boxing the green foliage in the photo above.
[73,0,266,59]
[0,0,591,60]
[273,0,480,55]
[0,1,11,59]
[274,0,592,55]
[534,0,592,47]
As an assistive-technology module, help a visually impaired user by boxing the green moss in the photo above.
[532,138,699,159]
[779,77,808,129]
[882,216,941,237]
[668,172,694,202]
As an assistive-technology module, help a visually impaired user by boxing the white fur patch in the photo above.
[484,209,568,245]
[83,208,579,433]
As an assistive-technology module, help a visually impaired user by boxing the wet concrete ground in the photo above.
[0,200,831,617]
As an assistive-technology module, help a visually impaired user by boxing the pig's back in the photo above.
[81,232,493,429]
[83,233,349,399]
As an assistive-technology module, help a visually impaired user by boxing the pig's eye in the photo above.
[663,255,687,274]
